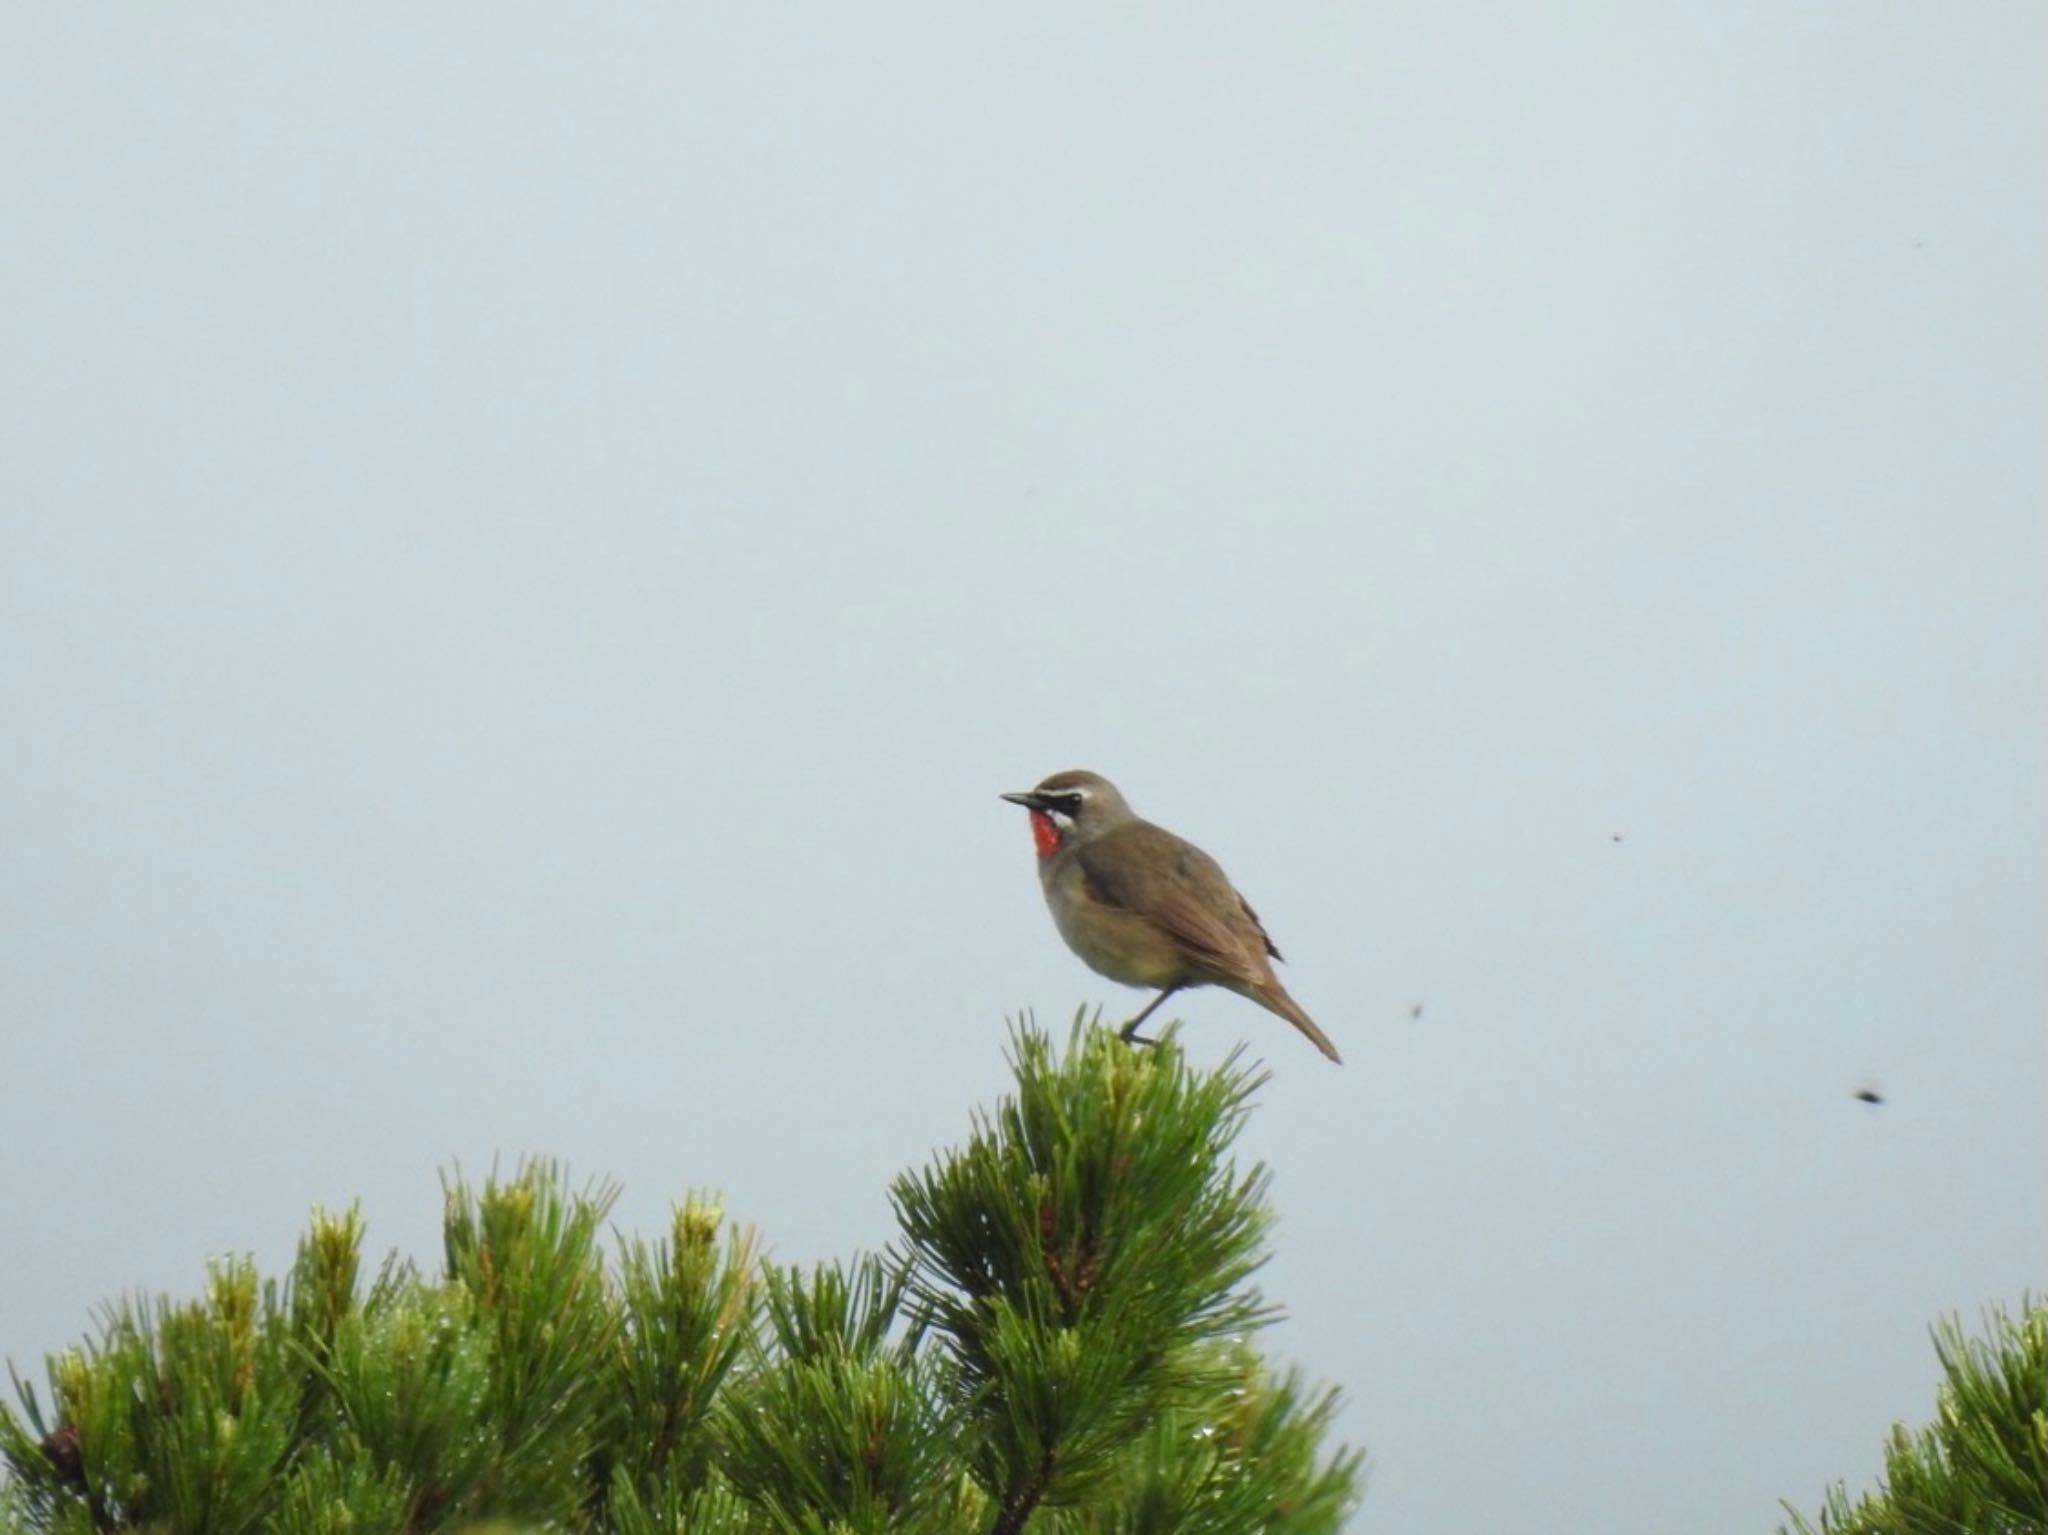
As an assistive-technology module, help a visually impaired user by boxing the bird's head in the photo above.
[1000,769,1132,856]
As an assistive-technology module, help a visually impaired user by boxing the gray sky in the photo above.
[3,6,2042,1530]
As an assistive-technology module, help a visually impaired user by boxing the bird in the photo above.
[1000,769,1342,1063]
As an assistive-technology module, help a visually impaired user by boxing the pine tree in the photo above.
[0,1017,1363,1534]
[1781,1298,2048,1535]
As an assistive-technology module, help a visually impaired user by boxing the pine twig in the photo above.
[987,1446,1055,1535]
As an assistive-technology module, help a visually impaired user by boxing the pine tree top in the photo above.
[1,1015,1363,1535]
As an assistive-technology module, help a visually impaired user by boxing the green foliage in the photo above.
[0,1259,301,1534]
[607,1193,757,1496]
[1050,1345,1360,1535]
[1782,1297,2048,1535]
[892,1023,1280,1530]
[1,1016,1362,1534]
[715,1257,957,1532]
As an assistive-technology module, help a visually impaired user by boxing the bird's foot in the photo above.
[1117,1021,1161,1049]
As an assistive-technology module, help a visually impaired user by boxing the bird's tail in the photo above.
[1249,979,1343,1064]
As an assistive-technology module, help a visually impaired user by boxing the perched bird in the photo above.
[1000,769,1342,1063]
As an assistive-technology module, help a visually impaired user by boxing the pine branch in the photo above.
[1,1015,1364,1535]
[892,1013,1284,1519]
[989,1444,1057,1535]
[1781,1295,2048,1535]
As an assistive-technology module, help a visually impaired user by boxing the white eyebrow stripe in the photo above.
[1037,784,1091,798]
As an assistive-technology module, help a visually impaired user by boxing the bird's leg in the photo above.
[1118,987,1181,1048]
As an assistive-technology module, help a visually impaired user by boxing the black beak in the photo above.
[1000,790,1047,810]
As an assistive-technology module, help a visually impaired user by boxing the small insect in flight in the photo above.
[1852,1084,1885,1107]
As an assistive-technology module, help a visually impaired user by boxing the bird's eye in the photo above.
[1057,794,1084,814]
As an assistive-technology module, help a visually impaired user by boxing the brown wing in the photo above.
[1235,895,1284,961]
[1074,822,1275,983]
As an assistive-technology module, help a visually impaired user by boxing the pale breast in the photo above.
[1039,854,1189,988]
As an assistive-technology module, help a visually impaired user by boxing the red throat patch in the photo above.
[1027,808,1063,859]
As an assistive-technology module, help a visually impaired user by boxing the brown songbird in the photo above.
[1001,769,1341,1063]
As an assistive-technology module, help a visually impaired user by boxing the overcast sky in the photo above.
[3,6,2042,1531]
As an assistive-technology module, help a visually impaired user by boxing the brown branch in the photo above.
[988,1445,1056,1535]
